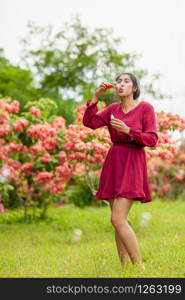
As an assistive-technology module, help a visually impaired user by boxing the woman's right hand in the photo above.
[95,82,108,97]
[91,82,108,104]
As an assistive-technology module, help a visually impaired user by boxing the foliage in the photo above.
[63,174,102,207]
[19,16,168,106]
[0,49,45,110]
[0,200,184,277]
[1,15,169,126]
[0,97,71,218]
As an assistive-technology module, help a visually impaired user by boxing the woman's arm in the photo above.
[82,99,111,129]
[83,83,113,129]
[127,104,158,147]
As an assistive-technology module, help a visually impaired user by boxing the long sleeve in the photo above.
[128,104,158,147]
[83,99,111,129]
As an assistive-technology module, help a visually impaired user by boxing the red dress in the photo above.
[82,99,158,203]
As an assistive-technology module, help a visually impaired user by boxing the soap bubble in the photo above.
[115,82,122,89]
[140,212,152,227]
[0,167,10,183]
[73,229,82,242]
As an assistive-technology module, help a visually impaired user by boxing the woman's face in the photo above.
[115,74,136,97]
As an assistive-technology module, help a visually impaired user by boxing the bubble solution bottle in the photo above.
[104,82,122,89]
[105,83,115,89]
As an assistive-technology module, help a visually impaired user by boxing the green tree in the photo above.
[0,48,45,111]
[19,15,168,110]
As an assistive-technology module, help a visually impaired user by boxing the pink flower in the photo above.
[13,119,29,133]
[149,183,156,191]
[50,184,65,194]
[35,172,53,184]
[0,163,20,181]
[175,174,184,181]
[29,106,41,118]
[30,143,44,154]
[27,124,57,140]
[5,100,19,113]
[158,184,171,196]
[41,153,52,163]
[6,142,25,154]
[58,151,67,164]
[52,117,66,130]
[0,99,6,110]
[21,163,33,175]
[41,138,59,152]
[6,158,22,169]
[0,124,11,136]
[68,152,86,160]
[0,112,10,124]
[55,163,71,182]
[0,202,6,213]
[179,154,185,161]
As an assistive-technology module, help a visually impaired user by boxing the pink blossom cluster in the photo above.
[40,153,52,163]
[29,106,41,118]
[41,137,59,152]
[35,172,54,184]
[0,99,19,114]
[0,124,11,136]
[156,111,185,132]
[27,123,57,140]
[21,162,33,175]
[13,119,29,133]
[61,121,111,169]
[0,111,10,124]
[52,117,66,130]
[30,142,45,155]
[5,142,28,154]
[0,98,71,208]
[158,184,171,196]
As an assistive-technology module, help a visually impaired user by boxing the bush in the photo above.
[63,174,104,207]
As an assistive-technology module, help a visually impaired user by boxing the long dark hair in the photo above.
[115,72,140,100]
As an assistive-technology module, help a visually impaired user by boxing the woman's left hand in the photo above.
[110,118,130,134]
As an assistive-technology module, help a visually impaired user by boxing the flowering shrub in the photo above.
[145,110,185,199]
[0,97,72,218]
[0,98,185,216]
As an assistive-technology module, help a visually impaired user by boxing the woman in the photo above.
[82,72,158,269]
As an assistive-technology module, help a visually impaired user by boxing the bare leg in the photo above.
[109,197,145,269]
[108,199,130,265]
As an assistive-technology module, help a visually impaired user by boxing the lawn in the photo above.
[0,198,184,278]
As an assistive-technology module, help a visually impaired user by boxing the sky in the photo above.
[0,0,185,140]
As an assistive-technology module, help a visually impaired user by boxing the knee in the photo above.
[110,216,127,229]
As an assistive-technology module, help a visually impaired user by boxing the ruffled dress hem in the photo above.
[95,191,152,204]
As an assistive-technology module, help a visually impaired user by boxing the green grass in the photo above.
[0,198,184,278]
